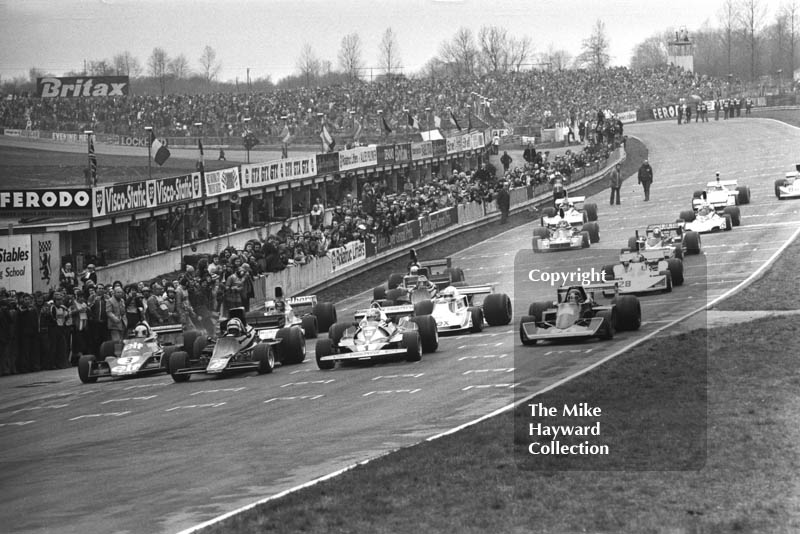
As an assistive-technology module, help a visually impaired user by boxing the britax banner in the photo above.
[37,76,130,98]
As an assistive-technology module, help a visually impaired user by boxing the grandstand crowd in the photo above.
[0,63,685,376]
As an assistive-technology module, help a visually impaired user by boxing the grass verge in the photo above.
[202,316,800,534]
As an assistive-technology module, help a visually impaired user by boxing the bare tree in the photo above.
[378,27,402,75]
[784,1,800,78]
[338,33,364,81]
[719,0,739,75]
[630,33,669,69]
[740,0,767,79]
[507,35,533,71]
[148,47,169,96]
[541,45,572,71]
[199,45,221,83]
[113,51,142,77]
[88,59,115,76]
[168,54,191,79]
[439,27,479,76]
[296,43,321,86]
[478,26,508,73]
[577,19,611,70]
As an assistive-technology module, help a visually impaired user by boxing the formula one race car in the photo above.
[692,173,751,208]
[775,165,800,199]
[428,285,512,334]
[626,223,702,259]
[316,303,438,369]
[373,250,465,302]
[679,196,736,233]
[168,307,306,382]
[542,195,599,223]
[519,284,641,345]
[600,245,684,295]
[248,287,337,337]
[78,323,200,383]
[532,206,599,252]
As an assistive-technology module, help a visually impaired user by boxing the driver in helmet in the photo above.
[646,227,663,248]
[557,219,570,229]
[226,317,246,338]
[132,322,153,340]
[565,288,583,305]
[361,307,384,326]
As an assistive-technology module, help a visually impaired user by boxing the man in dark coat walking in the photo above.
[638,160,654,201]
[497,182,511,224]
[609,163,622,205]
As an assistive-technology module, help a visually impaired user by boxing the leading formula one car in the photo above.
[542,195,599,223]
[519,284,641,345]
[678,195,735,233]
[316,303,438,369]
[692,172,751,208]
[532,207,600,253]
[168,306,305,382]
[373,250,466,303]
[78,323,200,383]
[252,287,337,338]
[429,285,512,334]
[775,165,800,199]
[626,223,702,259]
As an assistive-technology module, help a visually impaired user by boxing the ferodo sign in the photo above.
[37,76,130,98]
[0,189,92,217]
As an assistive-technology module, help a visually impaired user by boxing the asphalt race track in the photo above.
[1,118,799,534]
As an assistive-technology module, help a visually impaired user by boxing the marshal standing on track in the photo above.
[638,160,654,201]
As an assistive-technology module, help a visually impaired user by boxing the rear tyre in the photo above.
[414,299,434,316]
[679,210,696,223]
[277,326,306,364]
[692,190,704,199]
[533,226,549,239]
[312,302,337,333]
[584,203,598,222]
[78,355,98,383]
[386,288,407,303]
[190,336,206,359]
[328,322,352,347]
[484,293,512,326]
[519,315,537,346]
[315,338,335,370]
[723,214,733,231]
[542,207,556,218]
[527,301,552,322]
[254,344,275,374]
[301,315,318,339]
[402,332,422,362]
[723,206,741,226]
[169,351,191,382]
[182,331,201,355]
[667,258,684,286]
[99,341,116,362]
[413,315,439,353]
[736,185,750,204]
[627,236,638,252]
[447,267,465,283]
[601,265,616,284]
[683,231,701,254]
[468,307,484,333]
[162,345,178,370]
[582,222,600,243]
[580,231,591,248]
[387,273,405,290]
[613,296,641,331]
[373,285,387,301]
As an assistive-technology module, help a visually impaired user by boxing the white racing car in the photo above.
[428,285,512,334]
[775,165,800,199]
[692,173,751,208]
[679,195,735,233]
[601,247,684,295]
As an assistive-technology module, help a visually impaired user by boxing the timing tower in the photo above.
[667,27,694,73]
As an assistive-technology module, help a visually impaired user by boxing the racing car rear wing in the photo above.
[556,195,586,206]
[645,223,684,236]
[619,249,670,262]
[354,304,415,321]
[418,258,452,276]
[452,285,493,296]
[286,295,317,308]
[150,324,184,335]
[705,180,738,188]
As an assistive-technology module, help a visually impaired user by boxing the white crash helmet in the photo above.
[226,318,244,336]
[440,285,460,299]
[133,323,150,338]
[365,308,381,322]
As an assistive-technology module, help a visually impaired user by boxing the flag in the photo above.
[353,118,362,142]
[196,138,205,175]
[149,129,171,166]
[88,133,97,186]
[381,116,393,135]
[320,122,335,152]
[407,112,420,130]
[243,132,260,150]
[450,110,461,131]
[433,115,442,129]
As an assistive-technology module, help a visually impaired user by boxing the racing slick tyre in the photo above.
[533,227,549,239]
[666,258,684,286]
[191,336,207,359]
[736,186,751,204]
[683,231,701,254]
[613,295,642,331]
[679,210,696,223]
[373,285,387,301]
[468,306,484,333]
[582,222,600,243]
[402,332,422,362]
[169,351,191,382]
[484,293,513,326]
[254,344,275,374]
[386,289,408,303]
[412,314,439,353]
[532,238,542,253]
[301,315,319,339]
[658,271,673,293]
[312,302,337,333]
[527,301,552,322]
[601,265,616,285]
[182,331,201,355]
[328,322,352,347]
[723,206,741,227]
[723,214,733,231]
[580,231,591,248]
[99,340,116,362]
[672,245,684,260]
[627,236,638,252]
[162,345,179,370]
[692,190,704,199]
[314,338,335,370]
[775,179,786,199]
[78,355,98,383]
[387,273,405,290]
[277,326,306,365]
[596,310,616,340]
[446,267,465,283]
[584,203,598,222]
[519,315,537,346]
[541,207,557,218]
[414,299,434,316]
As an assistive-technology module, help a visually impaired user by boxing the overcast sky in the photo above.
[0,0,786,84]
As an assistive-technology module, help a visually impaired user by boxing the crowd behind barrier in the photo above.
[0,65,746,143]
